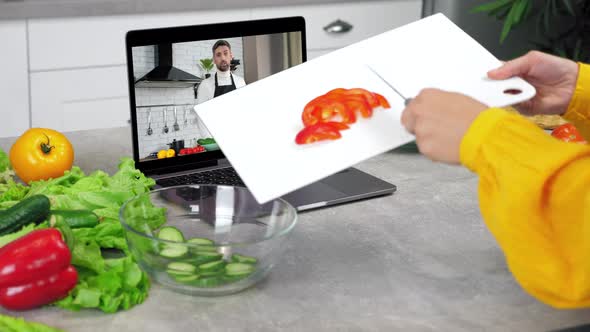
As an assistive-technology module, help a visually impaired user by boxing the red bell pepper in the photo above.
[375,93,390,109]
[551,123,587,144]
[296,88,391,145]
[0,229,77,311]
[295,122,348,145]
[0,266,78,311]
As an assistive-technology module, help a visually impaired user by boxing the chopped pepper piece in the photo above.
[295,122,349,145]
[296,88,391,145]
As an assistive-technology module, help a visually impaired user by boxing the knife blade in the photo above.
[366,65,412,106]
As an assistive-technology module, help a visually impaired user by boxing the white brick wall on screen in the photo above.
[136,105,205,159]
[132,45,155,80]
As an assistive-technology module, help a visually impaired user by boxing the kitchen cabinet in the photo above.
[29,66,130,132]
[28,10,252,71]
[307,49,332,60]
[252,0,422,56]
[0,20,30,138]
[26,10,251,132]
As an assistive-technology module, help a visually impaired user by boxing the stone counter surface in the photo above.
[0,127,589,331]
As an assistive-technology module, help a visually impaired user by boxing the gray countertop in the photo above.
[0,126,589,331]
[1,0,375,20]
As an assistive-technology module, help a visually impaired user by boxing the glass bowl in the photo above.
[119,185,298,296]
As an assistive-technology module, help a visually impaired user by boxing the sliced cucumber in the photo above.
[174,274,200,284]
[199,269,225,278]
[231,254,258,265]
[156,234,261,288]
[160,244,188,258]
[192,245,218,253]
[167,269,193,277]
[187,238,214,246]
[187,239,217,253]
[185,252,223,265]
[225,263,255,276]
[198,260,226,272]
[157,226,185,242]
[157,227,187,258]
[167,262,197,274]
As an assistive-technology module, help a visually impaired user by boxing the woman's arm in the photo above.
[461,108,590,308]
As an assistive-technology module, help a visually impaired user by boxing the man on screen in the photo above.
[196,40,246,104]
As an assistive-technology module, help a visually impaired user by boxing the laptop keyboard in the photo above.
[156,167,245,187]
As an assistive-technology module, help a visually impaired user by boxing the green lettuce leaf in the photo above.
[24,167,86,198]
[0,182,28,203]
[0,222,47,247]
[71,240,104,274]
[0,148,9,173]
[0,314,64,332]
[55,256,150,313]
[73,221,127,251]
[0,148,28,202]
[0,157,158,313]
[105,158,155,195]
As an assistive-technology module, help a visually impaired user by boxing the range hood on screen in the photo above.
[135,44,202,88]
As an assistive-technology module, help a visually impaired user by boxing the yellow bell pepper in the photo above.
[166,149,175,158]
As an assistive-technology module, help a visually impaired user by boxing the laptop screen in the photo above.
[125,17,306,175]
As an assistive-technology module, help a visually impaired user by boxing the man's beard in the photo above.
[216,62,229,71]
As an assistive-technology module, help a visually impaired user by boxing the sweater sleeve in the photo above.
[460,107,590,308]
[562,63,590,140]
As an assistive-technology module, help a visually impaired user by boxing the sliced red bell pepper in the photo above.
[295,122,348,145]
[0,229,77,311]
[340,94,372,118]
[296,88,391,145]
[375,93,391,109]
[345,88,379,108]
[318,100,356,125]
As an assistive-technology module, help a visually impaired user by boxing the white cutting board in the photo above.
[196,13,535,204]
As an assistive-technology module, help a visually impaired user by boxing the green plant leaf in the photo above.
[513,0,530,24]
[500,1,520,43]
[489,4,512,19]
[471,0,513,14]
[199,58,214,72]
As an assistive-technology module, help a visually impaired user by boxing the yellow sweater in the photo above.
[460,63,590,308]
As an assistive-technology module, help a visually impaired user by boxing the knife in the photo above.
[366,65,413,106]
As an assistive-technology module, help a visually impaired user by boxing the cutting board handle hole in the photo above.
[503,88,522,95]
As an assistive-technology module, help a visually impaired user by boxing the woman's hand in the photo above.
[401,89,488,164]
[488,51,579,116]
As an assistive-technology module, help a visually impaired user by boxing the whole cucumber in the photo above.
[0,195,51,235]
[50,210,99,229]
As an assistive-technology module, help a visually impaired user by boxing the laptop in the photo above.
[125,16,396,211]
